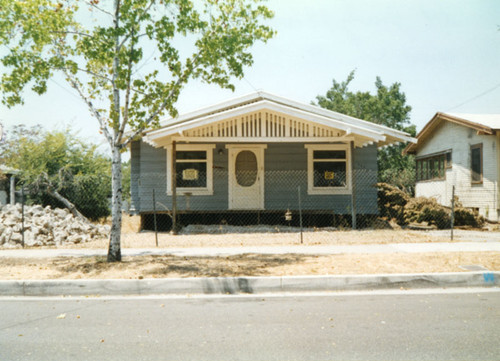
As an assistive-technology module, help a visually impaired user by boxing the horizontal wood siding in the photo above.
[129,141,141,214]
[353,145,378,214]
[136,142,228,212]
[137,141,167,213]
[264,143,377,214]
[133,141,378,214]
[264,143,308,210]
[415,121,499,221]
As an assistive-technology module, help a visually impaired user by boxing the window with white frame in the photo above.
[305,144,351,194]
[166,144,215,195]
[470,143,482,184]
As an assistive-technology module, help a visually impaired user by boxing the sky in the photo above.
[1,0,499,151]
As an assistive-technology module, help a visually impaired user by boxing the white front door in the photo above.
[227,145,266,210]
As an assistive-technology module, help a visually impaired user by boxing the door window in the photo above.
[235,150,257,187]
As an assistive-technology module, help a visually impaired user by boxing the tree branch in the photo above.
[39,173,89,223]
[116,0,155,52]
[62,67,114,145]
[121,41,208,148]
[111,0,122,139]
[57,66,113,83]
[116,29,136,145]
[82,0,114,17]
[50,30,92,38]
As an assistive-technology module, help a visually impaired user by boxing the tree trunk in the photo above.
[46,185,88,223]
[107,143,123,262]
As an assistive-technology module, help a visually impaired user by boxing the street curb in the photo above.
[0,272,498,296]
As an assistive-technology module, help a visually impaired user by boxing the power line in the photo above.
[49,78,83,103]
[243,76,259,93]
[446,82,500,111]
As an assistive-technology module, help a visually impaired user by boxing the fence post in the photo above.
[21,186,25,248]
[153,189,158,247]
[350,141,357,230]
[451,185,455,241]
[298,185,303,244]
[171,140,177,235]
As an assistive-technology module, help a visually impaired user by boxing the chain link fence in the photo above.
[0,168,496,248]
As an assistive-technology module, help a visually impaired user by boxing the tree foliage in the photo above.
[0,125,111,220]
[315,71,417,193]
[0,0,275,261]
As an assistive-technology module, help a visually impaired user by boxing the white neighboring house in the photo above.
[404,112,500,222]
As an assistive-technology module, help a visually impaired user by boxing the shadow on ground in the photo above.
[51,253,310,278]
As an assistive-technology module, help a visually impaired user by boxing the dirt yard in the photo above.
[1,252,498,280]
[3,223,498,280]
[63,228,457,249]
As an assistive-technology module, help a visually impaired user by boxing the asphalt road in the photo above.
[1,289,499,361]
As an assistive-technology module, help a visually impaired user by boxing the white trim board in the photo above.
[165,144,216,196]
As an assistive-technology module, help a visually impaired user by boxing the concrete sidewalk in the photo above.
[0,241,499,258]
[1,242,498,297]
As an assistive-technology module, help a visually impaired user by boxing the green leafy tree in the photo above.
[0,0,275,261]
[0,125,111,221]
[315,71,417,193]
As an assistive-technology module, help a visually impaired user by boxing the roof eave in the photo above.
[145,99,391,145]
[405,111,496,155]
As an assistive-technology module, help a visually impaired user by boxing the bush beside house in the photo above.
[377,182,485,229]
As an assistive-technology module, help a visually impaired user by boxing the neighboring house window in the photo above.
[166,144,215,195]
[416,150,451,182]
[470,143,483,184]
[305,144,351,195]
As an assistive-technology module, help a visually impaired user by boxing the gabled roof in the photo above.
[446,113,500,129]
[404,112,500,154]
[144,91,416,148]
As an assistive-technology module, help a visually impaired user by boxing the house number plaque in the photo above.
[324,171,334,180]
[182,169,199,180]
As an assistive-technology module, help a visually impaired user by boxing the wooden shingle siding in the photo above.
[131,140,378,215]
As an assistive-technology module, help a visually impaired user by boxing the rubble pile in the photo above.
[0,204,109,248]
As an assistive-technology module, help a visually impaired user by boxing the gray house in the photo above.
[130,92,415,230]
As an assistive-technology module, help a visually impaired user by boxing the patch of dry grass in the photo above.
[1,252,498,280]
[63,229,453,249]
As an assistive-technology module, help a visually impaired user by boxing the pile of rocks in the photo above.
[0,204,110,248]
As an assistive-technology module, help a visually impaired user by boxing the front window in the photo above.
[416,150,451,182]
[312,150,347,188]
[305,145,351,194]
[470,144,482,184]
[176,151,207,188]
[167,144,215,195]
